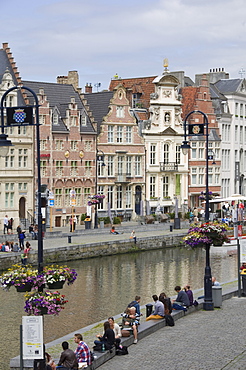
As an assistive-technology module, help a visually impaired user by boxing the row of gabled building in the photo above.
[0,42,245,229]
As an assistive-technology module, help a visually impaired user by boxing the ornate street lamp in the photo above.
[181,110,214,311]
[94,149,106,229]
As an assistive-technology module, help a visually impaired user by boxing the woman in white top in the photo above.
[108,316,121,346]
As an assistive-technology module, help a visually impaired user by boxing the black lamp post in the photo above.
[94,149,105,229]
[181,110,214,311]
[1,86,43,275]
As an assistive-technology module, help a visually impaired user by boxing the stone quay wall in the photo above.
[0,233,185,271]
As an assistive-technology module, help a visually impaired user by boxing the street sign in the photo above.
[48,191,54,200]
[70,198,76,206]
[70,190,76,198]
[48,199,54,207]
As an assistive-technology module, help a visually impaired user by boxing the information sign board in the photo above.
[22,316,43,359]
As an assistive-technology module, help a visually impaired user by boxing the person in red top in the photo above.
[74,333,91,366]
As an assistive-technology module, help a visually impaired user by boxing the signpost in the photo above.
[48,191,54,232]
[22,316,43,360]
[70,190,76,232]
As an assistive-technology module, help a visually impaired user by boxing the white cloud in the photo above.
[1,0,246,89]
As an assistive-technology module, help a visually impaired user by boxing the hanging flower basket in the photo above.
[0,264,45,291]
[24,291,68,316]
[183,222,230,248]
[15,282,32,292]
[88,194,105,206]
[47,281,65,290]
[44,265,77,287]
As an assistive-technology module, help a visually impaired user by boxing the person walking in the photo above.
[3,215,8,234]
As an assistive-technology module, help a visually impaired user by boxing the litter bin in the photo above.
[241,270,246,296]
[212,286,222,308]
[68,235,72,243]
[170,225,173,232]
[100,221,104,229]
[85,221,91,230]
[145,303,153,317]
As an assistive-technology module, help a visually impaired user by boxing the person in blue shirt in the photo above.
[127,296,141,316]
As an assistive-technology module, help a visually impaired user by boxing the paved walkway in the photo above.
[98,295,246,370]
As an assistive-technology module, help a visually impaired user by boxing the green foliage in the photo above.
[184,212,190,220]
[98,216,111,224]
[80,213,87,221]
[113,216,121,224]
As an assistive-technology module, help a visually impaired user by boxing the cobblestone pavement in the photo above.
[98,297,246,370]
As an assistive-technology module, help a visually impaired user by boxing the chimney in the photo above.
[85,83,92,93]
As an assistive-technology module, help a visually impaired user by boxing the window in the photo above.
[40,160,47,177]
[163,144,169,164]
[126,186,132,208]
[85,141,92,151]
[135,156,141,176]
[75,188,81,206]
[116,106,124,118]
[18,149,27,168]
[56,161,63,177]
[126,126,132,143]
[5,183,14,208]
[198,147,204,159]
[116,186,123,208]
[40,140,46,150]
[240,127,243,144]
[191,168,197,185]
[118,156,124,175]
[84,187,91,205]
[107,185,113,208]
[108,125,114,143]
[71,141,78,151]
[97,186,104,210]
[199,168,204,185]
[176,145,181,164]
[163,176,168,198]
[150,144,156,165]
[18,126,26,135]
[191,142,197,159]
[65,188,71,207]
[55,140,63,150]
[235,126,238,142]
[5,148,14,168]
[235,102,238,115]
[85,161,92,177]
[150,176,156,198]
[55,188,62,207]
[70,161,77,176]
[53,112,59,125]
[107,156,114,176]
[117,126,123,143]
[240,103,243,117]
[81,114,87,126]
[98,159,105,177]
[126,156,132,176]
[208,167,213,184]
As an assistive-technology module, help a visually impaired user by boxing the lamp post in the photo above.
[1,86,43,275]
[94,149,105,229]
[181,110,214,311]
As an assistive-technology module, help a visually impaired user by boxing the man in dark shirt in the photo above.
[58,341,78,369]
[174,285,190,307]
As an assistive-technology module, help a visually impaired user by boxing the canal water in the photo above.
[0,246,237,369]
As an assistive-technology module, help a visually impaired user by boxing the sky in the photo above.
[1,0,246,92]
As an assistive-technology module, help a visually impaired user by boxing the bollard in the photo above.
[145,303,153,317]
[170,225,173,232]
[68,235,72,243]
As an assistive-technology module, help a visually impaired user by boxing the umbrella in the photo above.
[219,194,246,202]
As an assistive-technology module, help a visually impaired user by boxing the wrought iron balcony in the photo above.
[160,162,178,172]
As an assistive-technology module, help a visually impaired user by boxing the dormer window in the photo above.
[53,113,59,125]
[81,114,87,126]
[116,106,124,118]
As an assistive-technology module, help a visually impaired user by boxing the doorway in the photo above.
[19,197,26,219]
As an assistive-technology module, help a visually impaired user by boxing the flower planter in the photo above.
[15,283,32,292]
[39,307,48,315]
[47,281,65,290]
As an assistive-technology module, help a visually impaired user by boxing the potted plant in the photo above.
[44,265,77,289]
[0,264,45,292]
[183,222,230,248]
[24,290,68,316]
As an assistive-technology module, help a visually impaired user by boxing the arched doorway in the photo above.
[135,186,142,215]
[19,197,26,220]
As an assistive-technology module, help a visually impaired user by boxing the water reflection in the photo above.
[0,246,237,369]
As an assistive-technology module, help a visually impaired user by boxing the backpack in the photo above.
[165,314,175,327]
[116,346,128,355]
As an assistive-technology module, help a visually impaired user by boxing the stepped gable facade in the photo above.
[23,78,96,227]
[84,84,146,219]
[0,43,34,228]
